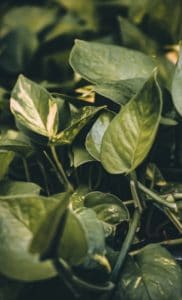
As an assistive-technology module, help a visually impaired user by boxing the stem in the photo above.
[50,146,73,192]
[37,160,50,196]
[138,181,178,212]
[111,209,141,283]
[130,238,182,256]
[164,208,182,233]
[130,172,143,212]
[22,158,31,182]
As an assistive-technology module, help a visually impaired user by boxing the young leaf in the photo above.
[0,195,59,281]
[0,150,14,181]
[100,71,162,174]
[172,45,182,116]
[117,244,182,300]
[84,191,129,225]
[86,111,115,160]
[53,106,104,145]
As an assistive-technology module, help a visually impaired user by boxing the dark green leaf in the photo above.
[72,141,95,168]
[172,45,182,116]
[117,244,182,300]
[118,16,158,55]
[30,192,70,259]
[0,28,38,74]
[100,71,162,174]
[0,130,33,156]
[84,191,129,225]
[57,209,88,266]
[0,276,24,300]
[77,208,106,256]
[86,111,115,160]
[0,150,14,181]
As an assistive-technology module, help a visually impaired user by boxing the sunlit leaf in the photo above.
[86,110,115,160]
[100,71,162,174]
[172,45,182,116]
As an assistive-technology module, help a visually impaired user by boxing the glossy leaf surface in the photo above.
[117,244,182,300]
[100,72,162,174]
[86,111,115,160]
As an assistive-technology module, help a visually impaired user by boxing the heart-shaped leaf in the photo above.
[10,75,103,146]
[172,45,182,116]
[70,40,156,103]
[117,244,182,300]
[70,40,156,83]
[86,110,115,160]
[100,71,162,174]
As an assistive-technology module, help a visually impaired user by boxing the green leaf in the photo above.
[100,71,162,174]
[172,45,182,116]
[86,110,115,160]
[3,6,57,34]
[84,192,129,226]
[0,130,33,156]
[0,28,38,74]
[0,150,14,181]
[10,75,70,144]
[0,195,59,281]
[70,186,90,210]
[69,39,156,103]
[10,74,102,146]
[30,192,71,259]
[57,209,88,266]
[94,78,146,105]
[117,244,182,300]
[118,16,158,55]
[72,140,95,168]
[70,40,156,83]
[53,105,104,145]
[0,180,41,196]
[77,208,106,256]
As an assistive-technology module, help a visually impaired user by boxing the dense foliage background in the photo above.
[0,1,181,300]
